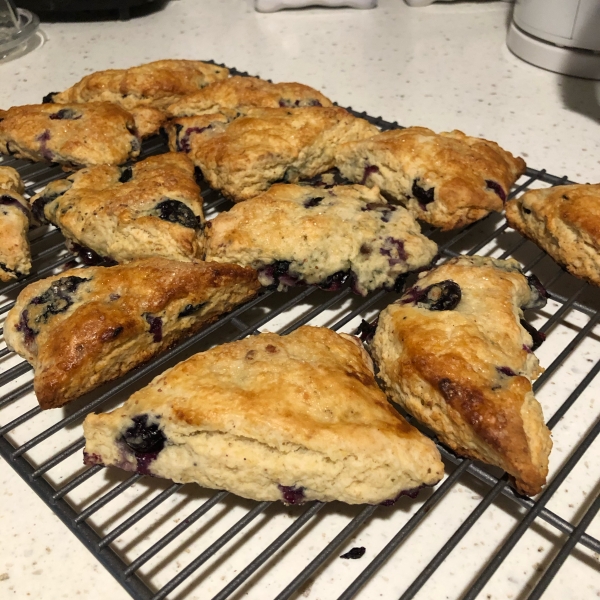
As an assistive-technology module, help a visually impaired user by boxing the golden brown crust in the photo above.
[0,103,140,167]
[506,183,600,287]
[370,256,552,495]
[128,105,167,138]
[176,106,380,202]
[49,60,230,110]
[336,127,526,230]
[31,153,205,264]
[167,76,332,116]
[83,326,444,504]
[4,258,260,409]
[0,166,31,281]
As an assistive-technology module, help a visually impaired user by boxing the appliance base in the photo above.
[507,22,600,81]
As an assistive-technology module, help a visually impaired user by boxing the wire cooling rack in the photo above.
[1,65,599,600]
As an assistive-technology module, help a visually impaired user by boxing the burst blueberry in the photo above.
[155,199,199,229]
[122,414,166,454]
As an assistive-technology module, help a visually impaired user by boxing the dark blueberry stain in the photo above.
[36,130,53,162]
[360,165,379,185]
[497,366,517,377]
[526,274,548,309]
[485,180,507,202]
[176,124,211,153]
[302,168,350,188]
[155,199,199,229]
[361,202,396,223]
[523,208,532,214]
[278,485,305,505]
[520,319,546,351]
[49,108,81,121]
[42,92,57,104]
[303,196,324,208]
[380,486,422,506]
[31,275,88,310]
[83,451,103,466]
[16,309,35,346]
[68,243,105,266]
[109,293,121,301]
[379,237,407,266]
[119,166,133,183]
[123,414,166,454]
[340,547,366,560]
[0,261,21,277]
[357,317,378,344]
[412,179,435,210]
[393,273,408,293]
[178,302,206,318]
[360,243,372,255]
[402,280,461,311]
[32,190,63,223]
[0,195,29,218]
[318,271,347,291]
[523,344,533,354]
[144,314,163,343]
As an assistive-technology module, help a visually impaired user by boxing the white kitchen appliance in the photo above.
[507,0,600,80]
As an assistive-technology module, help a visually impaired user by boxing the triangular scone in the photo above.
[370,256,552,495]
[30,153,205,264]
[83,326,444,505]
[0,103,140,167]
[169,106,380,202]
[205,183,438,295]
[167,76,332,117]
[4,258,260,409]
[336,127,526,231]
[0,166,32,281]
[506,183,600,287]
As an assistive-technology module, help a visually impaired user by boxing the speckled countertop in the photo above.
[0,1,599,599]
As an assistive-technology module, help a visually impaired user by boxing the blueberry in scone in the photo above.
[43,59,229,137]
[204,183,438,295]
[167,75,332,117]
[4,258,260,409]
[369,256,552,496]
[82,326,444,504]
[506,183,600,287]
[169,106,380,202]
[30,153,205,264]
[0,166,32,282]
[336,127,526,231]
[0,103,140,167]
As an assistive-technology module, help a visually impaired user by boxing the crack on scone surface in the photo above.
[144,313,163,342]
[485,180,506,202]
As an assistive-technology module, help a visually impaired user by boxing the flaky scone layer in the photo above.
[370,256,552,496]
[0,166,31,282]
[4,258,260,409]
[167,76,332,116]
[336,127,526,230]
[205,183,438,295]
[0,103,140,167]
[30,153,205,264]
[83,326,444,505]
[176,106,380,202]
[506,183,600,287]
[46,60,230,110]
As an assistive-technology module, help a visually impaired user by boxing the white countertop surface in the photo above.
[1,1,599,599]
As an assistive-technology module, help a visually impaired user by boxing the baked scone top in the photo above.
[5,258,260,408]
[0,102,140,167]
[336,127,526,230]
[30,153,205,264]
[187,106,380,202]
[506,183,600,286]
[83,326,444,504]
[205,183,438,295]
[370,256,552,495]
[167,76,332,116]
[0,165,25,195]
[46,59,230,110]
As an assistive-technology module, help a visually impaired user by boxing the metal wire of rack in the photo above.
[0,64,599,600]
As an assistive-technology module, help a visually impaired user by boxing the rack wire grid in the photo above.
[1,64,599,600]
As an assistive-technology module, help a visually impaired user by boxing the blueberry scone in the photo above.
[0,166,32,282]
[43,60,229,138]
[167,76,332,117]
[4,258,260,409]
[370,256,552,495]
[506,183,600,287]
[83,326,444,504]
[336,127,526,231]
[0,103,140,167]
[31,153,205,264]
[205,183,438,295]
[171,106,380,202]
